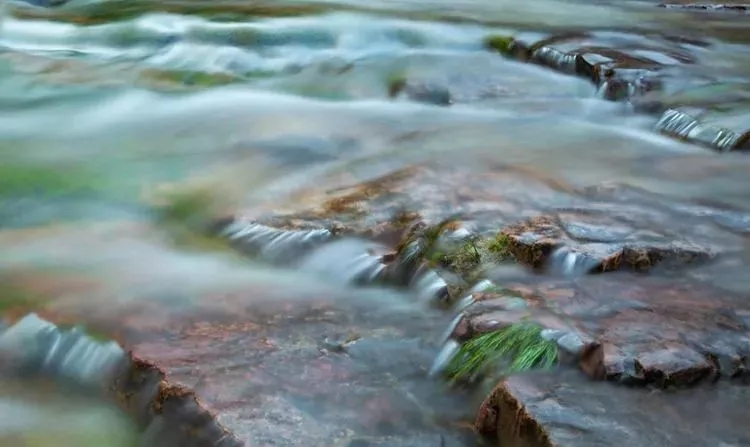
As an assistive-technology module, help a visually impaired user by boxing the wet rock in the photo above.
[658,4,749,13]
[527,275,747,386]
[655,108,750,152]
[578,343,646,384]
[555,332,590,357]
[446,305,572,345]
[220,163,748,282]
[446,270,750,391]
[458,310,529,339]
[0,266,480,446]
[484,32,667,102]
[501,213,722,273]
[477,369,750,446]
[685,332,750,380]
[389,80,453,106]
[482,30,750,151]
[580,343,715,388]
[637,347,715,387]
[466,296,529,314]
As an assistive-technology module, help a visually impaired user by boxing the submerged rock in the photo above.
[388,79,453,106]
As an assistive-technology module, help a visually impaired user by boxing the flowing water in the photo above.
[1,0,749,444]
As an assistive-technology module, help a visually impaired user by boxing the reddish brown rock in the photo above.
[500,212,724,273]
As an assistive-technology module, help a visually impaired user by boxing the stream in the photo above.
[0,0,749,446]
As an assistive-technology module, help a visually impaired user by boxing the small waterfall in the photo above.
[546,246,601,277]
[409,266,449,303]
[596,78,632,102]
[0,314,126,390]
[439,312,466,345]
[219,220,333,264]
[454,279,497,312]
[428,339,460,378]
[297,238,387,285]
[428,279,500,378]
[530,47,580,75]
[655,108,744,151]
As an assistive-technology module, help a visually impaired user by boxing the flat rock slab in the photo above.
[237,163,749,273]
[477,369,750,447]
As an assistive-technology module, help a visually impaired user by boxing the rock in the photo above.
[655,108,750,152]
[551,275,747,387]
[221,163,748,279]
[393,81,453,106]
[476,370,750,446]
[637,347,715,387]
[501,210,729,273]
[658,4,749,13]
[448,271,750,389]
[0,262,479,446]
[482,30,750,151]
[555,332,589,357]
[685,332,750,380]
[0,314,242,447]
[469,296,529,313]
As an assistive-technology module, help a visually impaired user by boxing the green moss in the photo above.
[434,240,481,272]
[397,215,463,264]
[386,71,408,98]
[485,233,512,259]
[445,322,558,383]
[483,34,514,54]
